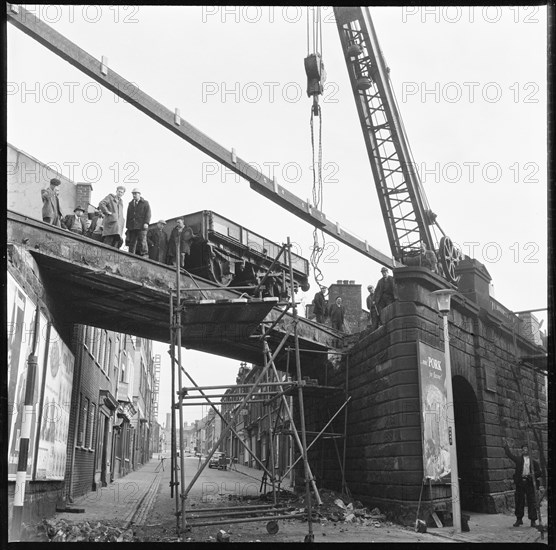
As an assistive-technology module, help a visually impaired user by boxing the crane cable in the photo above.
[310,104,325,291]
[307,7,326,291]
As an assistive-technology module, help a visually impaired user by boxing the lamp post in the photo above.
[431,289,461,533]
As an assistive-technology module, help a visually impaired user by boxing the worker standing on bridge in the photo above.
[421,243,438,274]
[328,296,346,332]
[87,211,104,242]
[98,186,126,248]
[41,178,63,227]
[167,218,193,267]
[366,285,379,330]
[126,188,151,256]
[62,206,87,235]
[147,219,169,263]
[374,267,397,325]
[312,286,328,324]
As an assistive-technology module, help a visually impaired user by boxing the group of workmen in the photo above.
[312,266,397,332]
[41,178,190,266]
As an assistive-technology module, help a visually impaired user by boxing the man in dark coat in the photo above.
[62,206,87,235]
[374,267,397,324]
[41,178,63,226]
[147,219,169,263]
[312,286,328,324]
[366,285,379,329]
[87,211,104,242]
[328,296,346,332]
[167,218,193,267]
[126,188,151,256]
[503,439,543,527]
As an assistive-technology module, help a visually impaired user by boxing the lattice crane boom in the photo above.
[334,7,461,283]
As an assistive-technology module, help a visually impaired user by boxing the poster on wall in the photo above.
[7,274,48,480]
[35,325,75,480]
[417,340,451,483]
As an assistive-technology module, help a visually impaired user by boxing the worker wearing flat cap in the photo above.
[312,286,328,324]
[147,219,169,263]
[366,284,379,330]
[41,178,64,227]
[374,267,397,325]
[125,188,151,256]
[62,205,88,235]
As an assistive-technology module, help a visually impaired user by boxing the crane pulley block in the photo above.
[304,53,326,97]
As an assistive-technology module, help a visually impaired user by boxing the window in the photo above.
[139,358,145,393]
[120,351,127,382]
[88,403,96,449]
[104,336,112,373]
[96,414,106,470]
[93,328,100,360]
[88,326,95,350]
[83,326,90,349]
[98,331,106,370]
[78,396,88,447]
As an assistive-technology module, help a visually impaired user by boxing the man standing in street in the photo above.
[374,267,397,324]
[312,286,328,324]
[328,296,346,332]
[62,206,87,235]
[41,178,63,227]
[126,188,151,256]
[147,219,169,263]
[98,186,126,248]
[502,438,542,527]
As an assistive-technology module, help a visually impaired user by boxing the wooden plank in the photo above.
[431,511,443,528]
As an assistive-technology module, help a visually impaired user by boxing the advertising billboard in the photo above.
[7,274,48,480]
[35,325,75,480]
[417,340,451,482]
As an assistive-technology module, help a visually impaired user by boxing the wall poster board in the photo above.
[7,274,48,480]
[35,324,75,480]
[417,340,451,483]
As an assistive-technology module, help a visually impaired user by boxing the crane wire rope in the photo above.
[307,6,326,291]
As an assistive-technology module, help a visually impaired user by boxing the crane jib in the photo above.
[333,7,462,284]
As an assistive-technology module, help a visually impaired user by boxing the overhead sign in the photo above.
[417,340,451,483]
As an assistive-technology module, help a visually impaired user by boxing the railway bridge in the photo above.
[8,209,340,370]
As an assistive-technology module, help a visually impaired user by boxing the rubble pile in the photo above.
[306,489,390,528]
[22,519,136,543]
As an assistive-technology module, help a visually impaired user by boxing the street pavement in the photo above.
[54,457,163,529]
[50,454,550,544]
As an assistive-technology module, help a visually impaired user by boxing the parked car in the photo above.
[208,452,227,470]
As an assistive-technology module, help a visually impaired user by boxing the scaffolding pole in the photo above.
[169,355,281,479]
[288,237,313,541]
[263,342,322,506]
[178,328,293,510]
[341,355,350,498]
[281,397,351,479]
[169,290,178,522]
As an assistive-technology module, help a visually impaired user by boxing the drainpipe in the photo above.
[10,306,40,541]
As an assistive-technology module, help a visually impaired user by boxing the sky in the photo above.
[7,5,548,425]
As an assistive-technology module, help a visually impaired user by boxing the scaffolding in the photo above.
[168,238,351,541]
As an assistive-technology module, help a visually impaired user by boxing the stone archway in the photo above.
[453,375,483,511]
